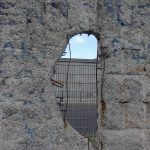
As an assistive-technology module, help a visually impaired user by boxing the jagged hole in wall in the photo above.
[52,34,98,138]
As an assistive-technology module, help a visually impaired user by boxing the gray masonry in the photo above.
[0,0,150,150]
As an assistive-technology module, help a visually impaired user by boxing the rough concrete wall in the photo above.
[0,0,150,150]
[0,0,97,149]
[96,0,150,149]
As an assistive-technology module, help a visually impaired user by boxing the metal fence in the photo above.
[52,58,97,137]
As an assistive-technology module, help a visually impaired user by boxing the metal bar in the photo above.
[53,58,98,137]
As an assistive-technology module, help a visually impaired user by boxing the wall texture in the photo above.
[0,0,150,150]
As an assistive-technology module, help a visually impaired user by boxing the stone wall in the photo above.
[96,0,150,149]
[0,0,150,150]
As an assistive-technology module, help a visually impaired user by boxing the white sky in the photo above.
[62,34,97,59]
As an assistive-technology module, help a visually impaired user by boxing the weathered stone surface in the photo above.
[97,129,148,150]
[0,0,150,149]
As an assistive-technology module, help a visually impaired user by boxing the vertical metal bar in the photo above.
[88,137,90,150]
[63,37,71,125]
[96,49,99,133]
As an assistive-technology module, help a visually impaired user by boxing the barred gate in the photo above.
[52,58,97,137]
